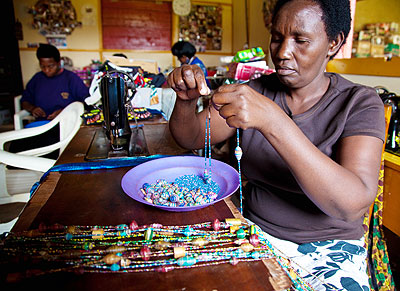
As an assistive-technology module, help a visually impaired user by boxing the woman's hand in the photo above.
[47,109,62,120]
[211,83,274,131]
[167,64,210,101]
[31,106,46,118]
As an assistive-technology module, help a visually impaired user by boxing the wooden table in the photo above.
[4,123,292,290]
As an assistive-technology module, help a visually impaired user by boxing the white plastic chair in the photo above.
[0,102,84,232]
[13,95,34,130]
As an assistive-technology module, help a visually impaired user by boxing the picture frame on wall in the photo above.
[46,35,67,48]
[178,4,222,52]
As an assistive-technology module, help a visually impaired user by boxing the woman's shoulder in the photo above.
[327,73,378,96]
[249,73,283,94]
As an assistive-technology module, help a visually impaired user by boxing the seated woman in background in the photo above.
[21,43,89,121]
[167,0,385,289]
[171,41,210,88]
[11,43,88,159]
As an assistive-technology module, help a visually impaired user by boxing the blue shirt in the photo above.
[21,69,89,118]
[189,57,211,88]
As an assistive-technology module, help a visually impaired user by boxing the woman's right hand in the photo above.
[167,64,210,101]
[31,106,46,118]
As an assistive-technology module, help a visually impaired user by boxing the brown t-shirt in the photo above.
[242,73,385,244]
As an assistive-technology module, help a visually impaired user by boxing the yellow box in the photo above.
[353,40,371,57]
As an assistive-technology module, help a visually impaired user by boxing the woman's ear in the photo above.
[327,32,345,58]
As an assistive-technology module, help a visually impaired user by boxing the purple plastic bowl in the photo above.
[121,156,239,212]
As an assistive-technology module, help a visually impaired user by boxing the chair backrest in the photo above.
[5,102,84,158]
[57,102,85,154]
[14,95,22,113]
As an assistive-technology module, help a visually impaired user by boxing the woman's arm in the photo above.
[168,65,235,149]
[212,83,383,222]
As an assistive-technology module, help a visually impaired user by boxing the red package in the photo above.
[234,62,274,81]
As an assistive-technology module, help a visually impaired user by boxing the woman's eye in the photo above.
[296,38,309,44]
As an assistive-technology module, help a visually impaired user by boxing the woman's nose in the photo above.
[276,39,292,60]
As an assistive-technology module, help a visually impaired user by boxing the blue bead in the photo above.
[251,252,260,259]
[176,256,197,266]
[110,264,120,271]
[65,233,73,240]
[183,226,192,237]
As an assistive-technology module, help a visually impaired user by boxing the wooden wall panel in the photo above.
[101,0,171,50]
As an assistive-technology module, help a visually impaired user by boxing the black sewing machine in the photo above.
[85,70,149,160]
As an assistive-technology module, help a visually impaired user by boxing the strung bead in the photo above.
[144,228,154,241]
[67,225,78,234]
[230,257,239,265]
[120,257,131,267]
[249,225,256,235]
[234,146,243,161]
[110,263,120,271]
[176,256,197,267]
[153,240,171,250]
[174,247,186,259]
[140,246,151,261]
[191,237,209,247]
[236,228,246,239]
[116,224,128,230]
[225,218,241,226]
[129,220,139,230]
[92,229,104,239]
[107,246,126,253]
[155,266,169,273]
[234,239,249,245]
[83,242,94,250]
[183,226,193,237]
[229,226,240,233]
[249,234,260,247]
[212,218,221,231]
[240,243,254,252]
[102,254,121,265]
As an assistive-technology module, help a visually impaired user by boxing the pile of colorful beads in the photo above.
[141,174,220,207]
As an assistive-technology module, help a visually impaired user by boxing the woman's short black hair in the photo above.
[171,41,196,59]
[272,0,351,47]
[36,43,61,62]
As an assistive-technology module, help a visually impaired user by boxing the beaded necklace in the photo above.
[0,219,315,290]
[204,106,212,184]
[235,129,243,214]
[204,101,243,214]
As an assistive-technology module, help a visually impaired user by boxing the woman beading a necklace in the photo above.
[167,0,386,289]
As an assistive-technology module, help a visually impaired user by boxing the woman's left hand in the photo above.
[211,83,275,131]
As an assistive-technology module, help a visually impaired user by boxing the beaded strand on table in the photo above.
[0,219,316,290]
[234,129,243,214]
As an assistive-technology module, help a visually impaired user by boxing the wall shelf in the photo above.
[326,57,400,77]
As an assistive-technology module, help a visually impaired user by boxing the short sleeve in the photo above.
[341,86,385,142]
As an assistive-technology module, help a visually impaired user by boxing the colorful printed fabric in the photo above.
[363,162,395,290]
[257,229,370,290]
